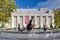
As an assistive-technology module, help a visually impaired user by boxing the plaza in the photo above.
[0,29,60,40]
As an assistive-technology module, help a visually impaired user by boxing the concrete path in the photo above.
[0,29,60,40]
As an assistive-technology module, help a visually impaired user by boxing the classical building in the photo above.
[11,8,54,28]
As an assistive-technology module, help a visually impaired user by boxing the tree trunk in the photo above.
[1,21,4,28]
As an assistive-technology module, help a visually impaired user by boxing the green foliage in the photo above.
[0,0,17,17]
[0,0,17,28]
[53,9,60,26]
[0,13,9,22]
[1,22,5,28]
[50,24,53,29]
[54,25,57,29]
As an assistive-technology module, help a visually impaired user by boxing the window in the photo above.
[38,9,40,11]
[46,10,49,13]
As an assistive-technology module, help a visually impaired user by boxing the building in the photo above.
[11,8,54,28]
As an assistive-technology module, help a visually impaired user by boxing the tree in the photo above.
[53,8,60,27]
[0,12,9,28]
[0,0,17,16]
[0,0,17,28]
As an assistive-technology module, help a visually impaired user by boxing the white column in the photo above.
[52,16,54,28]
[35,16,38,28]
[46,16,49,28]
[23,16,25,27]
[11,13,14,28]
[39,16,41,27]
[17,16,20,27]
[29,16,31,20]
[40,15,43,28]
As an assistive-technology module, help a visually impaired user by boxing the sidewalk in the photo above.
[1,28,60,34]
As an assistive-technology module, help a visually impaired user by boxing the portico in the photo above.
[11,9,54,28]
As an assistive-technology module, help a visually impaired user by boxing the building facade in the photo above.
[11,8,54,28]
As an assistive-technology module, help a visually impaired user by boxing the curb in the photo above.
[2,30,60,34]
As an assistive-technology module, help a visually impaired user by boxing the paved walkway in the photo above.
[3,29,60,34]
[0,31,60,40]
[0,29,60,40]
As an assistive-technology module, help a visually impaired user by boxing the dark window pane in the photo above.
[46,11,49,13]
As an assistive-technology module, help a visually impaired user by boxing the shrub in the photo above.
[50,24,53,29]
[54,26,56,29]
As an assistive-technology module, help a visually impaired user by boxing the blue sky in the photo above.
[15,0,60,9]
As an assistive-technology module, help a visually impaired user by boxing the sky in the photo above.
[15,0,60,9]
